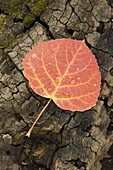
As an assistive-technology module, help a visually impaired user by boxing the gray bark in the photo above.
[0,0,113,170]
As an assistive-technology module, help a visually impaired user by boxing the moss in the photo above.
[0,0,50,49]
[0,14,16,49]
[0,14,7,32]
[23,0,49,27]
[6,55,15,71]
[30,0,49,16]
[0,0,49,20]
[0,33,16,49]
[107,0,113,7]
[0,0,26,19]
[23,13,36,27]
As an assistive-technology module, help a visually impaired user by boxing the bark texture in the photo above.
[0,0,113,170]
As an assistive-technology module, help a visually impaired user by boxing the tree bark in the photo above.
[0,0,113,170]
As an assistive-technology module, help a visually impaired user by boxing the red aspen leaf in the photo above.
[22,39,101,111]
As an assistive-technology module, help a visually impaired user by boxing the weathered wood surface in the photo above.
[0,0,113,170]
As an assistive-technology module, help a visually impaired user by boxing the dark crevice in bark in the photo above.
[13,18,23,23]
[96,22,105,34]
[85,37,111,55]
[107,109,113,135]
[84,38,92,49]
[110,67,113,76]
[100,144,113,170]
[36,17,55,39]
[74,158,86,169]
[106,0,113,8]
[5,52,25,78]
[67,29,75,36]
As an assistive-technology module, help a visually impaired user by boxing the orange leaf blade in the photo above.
[22,39,101,111]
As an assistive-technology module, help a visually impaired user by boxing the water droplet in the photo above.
[65,93,69,97]
[56,76,61,81]
[39,89,43,93]
[32,53,37,58]
[55,76,61,85]
[48,62,51,65]
[71,79,75,85]
[65,64,67,67]
[77,77,81,81]
[94,83,96,86]
[48,87,52,92]
[50,44,53,47]
[69,75,72,79]
[76,68,79,71]
[61,92,69,98]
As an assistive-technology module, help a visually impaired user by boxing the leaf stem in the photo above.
[26,98,52,137]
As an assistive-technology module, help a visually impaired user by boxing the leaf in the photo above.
[22,38,101,111]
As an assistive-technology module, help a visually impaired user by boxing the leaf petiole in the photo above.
[26,98,52,137]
